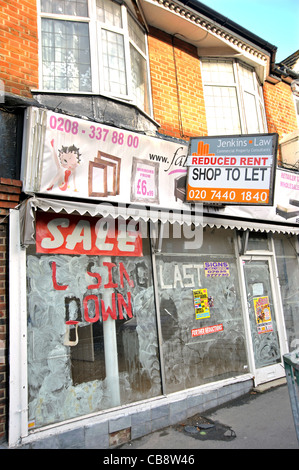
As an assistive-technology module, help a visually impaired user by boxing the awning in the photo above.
[19,196,299,246]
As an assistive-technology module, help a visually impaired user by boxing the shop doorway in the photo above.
[241,256,287,385]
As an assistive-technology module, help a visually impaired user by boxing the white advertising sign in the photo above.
[22,108,190,212]
[21,108,299,229]
[186,134,278,205]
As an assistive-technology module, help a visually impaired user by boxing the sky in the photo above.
[198,0,299,62]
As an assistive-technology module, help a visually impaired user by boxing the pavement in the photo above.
[1,381,298,453]
[118,382,299,450]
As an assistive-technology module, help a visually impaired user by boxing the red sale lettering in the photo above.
[36,212,143,256]
[41,217,70,250]
[65,219,91,251]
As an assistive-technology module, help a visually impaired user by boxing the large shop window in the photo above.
[201,59,267,136]
[39,0,151,114]
[155,225,248,394]
[273,234,299,351]
[26,214,161,428]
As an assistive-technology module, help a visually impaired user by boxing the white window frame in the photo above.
[37,0,152,115]
[201,58,268,135]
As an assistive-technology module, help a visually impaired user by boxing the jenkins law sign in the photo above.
[186,134,278,205]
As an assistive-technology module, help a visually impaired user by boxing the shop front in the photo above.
[8,108,299,447]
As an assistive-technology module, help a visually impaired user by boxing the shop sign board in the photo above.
[36,212,143,257]
[186,134,278,205]
[21,107,191,213]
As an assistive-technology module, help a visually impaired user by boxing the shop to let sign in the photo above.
[186,134,278,205]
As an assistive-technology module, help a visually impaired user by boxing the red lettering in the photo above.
[87,271,102,289]
[103,261,118,288]
[101,293,117,321]
[51,261,68,290]
[119,262,134,288]
[83,295,100,323]
[117,292,133,320]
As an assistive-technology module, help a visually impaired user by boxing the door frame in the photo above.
[237,249,288,386]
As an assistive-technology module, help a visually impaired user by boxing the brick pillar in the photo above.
[0,178,22,442]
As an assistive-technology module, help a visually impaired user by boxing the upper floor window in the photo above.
[39,0,151,114]
[201,59,267,135]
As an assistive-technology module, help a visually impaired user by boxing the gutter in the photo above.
[180,0,277,66]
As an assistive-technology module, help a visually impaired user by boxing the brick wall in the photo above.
[148,27,208,140]
[264,80,298,138]
[0,0,38,98]
[0,178,22,442]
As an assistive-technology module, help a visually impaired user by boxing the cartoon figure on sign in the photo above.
[47,139,81,192]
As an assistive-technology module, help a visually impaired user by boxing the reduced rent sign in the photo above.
[186,134,278,205]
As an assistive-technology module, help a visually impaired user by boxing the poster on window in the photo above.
[193,288,210,320]
[253,296,273,334]
[204,262,230,277]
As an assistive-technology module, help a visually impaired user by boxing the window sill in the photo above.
[31,89,160,132]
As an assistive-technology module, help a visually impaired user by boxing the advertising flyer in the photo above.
[253,296,273,334]
[193,288,210,320]
[204,262,230,277]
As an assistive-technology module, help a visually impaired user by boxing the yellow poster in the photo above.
[193,288,210,320]
[253,296,273,334]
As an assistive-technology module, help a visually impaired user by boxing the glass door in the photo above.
[242,257,287,385]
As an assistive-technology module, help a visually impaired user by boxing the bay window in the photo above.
[39,0,151,114]
[201,59,267,135]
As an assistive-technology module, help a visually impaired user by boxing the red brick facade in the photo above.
[264,80,298,137]
[148,27,208,140]
[0,0,38,98]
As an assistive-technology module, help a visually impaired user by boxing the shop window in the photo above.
[274,234,299,350]
[155,226,248,394]
[201,59,267,135]
[159,225,235,255]
[238,230,271,254]
[26,228,161,429]
[38,0,151,114]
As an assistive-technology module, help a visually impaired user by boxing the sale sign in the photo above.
[36,212,143,256]
[186,134,278,205]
